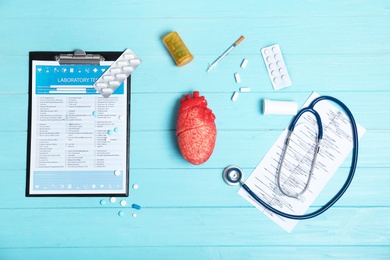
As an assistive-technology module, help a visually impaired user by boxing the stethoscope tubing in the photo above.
[238,96,359,220]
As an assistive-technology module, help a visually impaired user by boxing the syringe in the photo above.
[206,35,245,72]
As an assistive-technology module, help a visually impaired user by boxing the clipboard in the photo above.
[26,50,131,196]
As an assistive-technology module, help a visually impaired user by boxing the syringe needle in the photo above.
[206,35,245,72]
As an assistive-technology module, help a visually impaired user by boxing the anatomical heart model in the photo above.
[176,91,217,165]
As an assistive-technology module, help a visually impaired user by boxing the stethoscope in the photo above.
[223,96,359,220]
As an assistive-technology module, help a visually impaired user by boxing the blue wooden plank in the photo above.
[0,90,388,132]
[0,16,389,56]
[1,0,389,19]
[0,131,381,169]
[1,246,389,260]
[0,208,388,247]
[2,51,390,94]
[0,167,389,209]
[0,129,388,170]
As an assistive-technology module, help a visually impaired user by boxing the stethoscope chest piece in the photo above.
[223,165,244,186]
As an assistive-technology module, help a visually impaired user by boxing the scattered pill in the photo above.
[118,211,125,217]
[132,204,141,210]
[110,197,117,203]
[114,127,120,133]
[100,199,106,205]
[234,73,241,83]
[92,111,98,117]
[231,92,239,102]
[114,170,121,176]
[132,213,137,218]
[239,87,251,92]
[132,184,139,190]
[241,58,248,69]
[120,200,127,206]
[108,130,114,135]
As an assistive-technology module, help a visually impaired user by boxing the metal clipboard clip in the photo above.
[55,50,105,65]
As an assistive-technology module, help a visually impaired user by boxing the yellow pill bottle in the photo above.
[163,31,194,67]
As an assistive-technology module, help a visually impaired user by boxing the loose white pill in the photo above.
[231,92,239,102]
[240,87,251,92]
[110,197,116,203]
[120,200,127,206]
[114,170,121,176]
[241,59,248,69]
[234,73,241,83]
[133,184,139,189]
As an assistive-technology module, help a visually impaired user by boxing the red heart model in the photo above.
[176,91,217,165]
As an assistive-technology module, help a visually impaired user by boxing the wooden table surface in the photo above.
[0,0,389,259]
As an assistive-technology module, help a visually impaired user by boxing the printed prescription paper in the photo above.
[28,60,129,195]
[238,92,366,232]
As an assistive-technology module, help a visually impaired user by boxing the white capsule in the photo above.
[240,87,251,92]
[101,88,113,94]
[231,92,239,102]
[123,66,134,72]
[116,73,127,79]
[109,81,120,87]
[130,59,141,65]
[117,61,128,66]
[241,58,248,69]
[103,75,114,81]
[95,82,107,88]
[110,68,121,74]
[234,73,241,83]
[124,53,135,59]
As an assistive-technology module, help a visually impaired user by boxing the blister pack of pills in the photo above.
[93,49,142,98]
[261,44,292,90]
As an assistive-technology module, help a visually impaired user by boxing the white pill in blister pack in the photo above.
[94,49,142,98]
[261,44,292,90]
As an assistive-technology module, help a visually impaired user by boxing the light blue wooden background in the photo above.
[0,0,389,259]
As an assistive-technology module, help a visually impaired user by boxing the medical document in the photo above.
[238,92,366,232]
[27,60,129,196]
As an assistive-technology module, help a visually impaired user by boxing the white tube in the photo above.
[263,99,297,115]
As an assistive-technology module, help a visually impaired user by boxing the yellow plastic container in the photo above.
[163,31,194,67]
